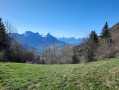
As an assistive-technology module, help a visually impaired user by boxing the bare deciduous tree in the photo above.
[42,43,73,64]
[58,44,73,64]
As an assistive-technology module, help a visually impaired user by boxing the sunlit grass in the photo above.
[0,58,119,89]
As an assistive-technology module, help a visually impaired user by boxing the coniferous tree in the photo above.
[100,22,113,58]
[101,22,110,38]
[85,30,98,62]
[89,30,98,43]
[101,21,112,46]
[0,18,10,51]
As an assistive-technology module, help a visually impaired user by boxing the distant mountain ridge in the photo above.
[14,31,66,50]
[13,31,85,50]
[57,37,86,46]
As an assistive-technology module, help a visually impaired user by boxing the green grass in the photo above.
[1,58,119,90]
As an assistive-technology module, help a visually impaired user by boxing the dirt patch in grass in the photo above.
[109,66,119,75]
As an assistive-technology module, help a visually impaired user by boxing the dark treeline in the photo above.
[0,17,118,64]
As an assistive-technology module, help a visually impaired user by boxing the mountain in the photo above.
[13,31,66,50]
[57,37,86,46]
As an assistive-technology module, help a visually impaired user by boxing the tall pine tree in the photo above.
[101,22,110,38]
[85,30,98,62]
[101,22,112,45]
[100,22,113,58]
[0,18,10,51]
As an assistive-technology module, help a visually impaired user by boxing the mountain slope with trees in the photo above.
[0,18,41,64]
[73,22,119,63]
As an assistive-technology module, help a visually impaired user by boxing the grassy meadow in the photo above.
[1,58,119,90]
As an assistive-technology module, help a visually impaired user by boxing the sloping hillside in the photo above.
[1,58,119,90]
[73,22,119,63]
[110,23,119,44]
[110,22,119,57]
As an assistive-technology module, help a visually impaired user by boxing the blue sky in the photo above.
[0,0,119,38]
